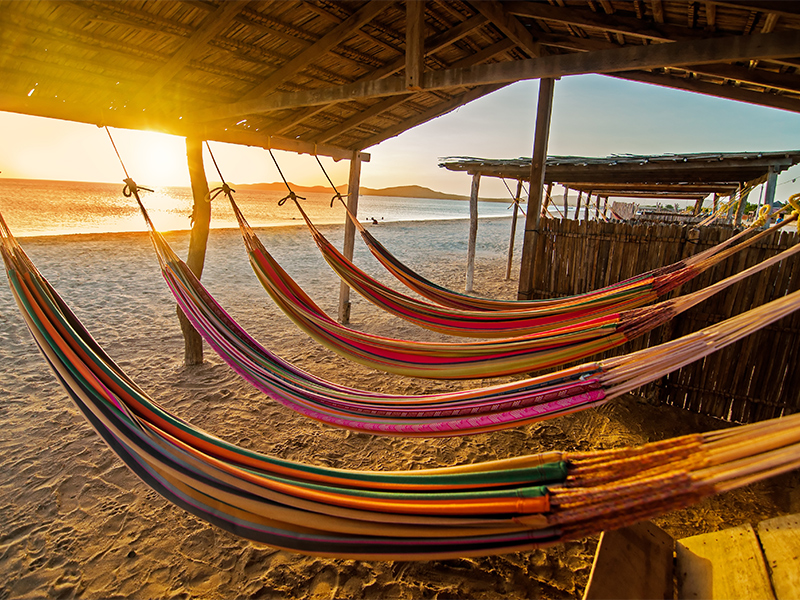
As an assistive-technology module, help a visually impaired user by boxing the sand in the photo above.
[1,217,798,599]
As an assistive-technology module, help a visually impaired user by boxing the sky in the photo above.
[3,73,800,201]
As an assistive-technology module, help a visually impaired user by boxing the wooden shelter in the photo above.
[3,0,800,360]
[440,151,800,288]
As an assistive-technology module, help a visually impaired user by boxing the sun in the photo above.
[123,130,188,187]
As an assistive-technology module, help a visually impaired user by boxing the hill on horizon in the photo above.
[233,181,505,201]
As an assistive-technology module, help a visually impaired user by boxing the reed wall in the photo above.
[529,219,800,423]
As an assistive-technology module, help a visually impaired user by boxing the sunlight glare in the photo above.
[123,131,188,187]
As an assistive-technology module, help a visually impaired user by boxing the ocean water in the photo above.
[0,178,518,238]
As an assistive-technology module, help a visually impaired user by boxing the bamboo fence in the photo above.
[529,219,800,423]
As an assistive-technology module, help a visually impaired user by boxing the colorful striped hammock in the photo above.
[43,192,787,436]
[316,194,800,314]
[3,212,800,560]
[222,194,800,380]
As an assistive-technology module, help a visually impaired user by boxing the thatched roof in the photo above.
[439,151,800,200]
[2,1,800,160]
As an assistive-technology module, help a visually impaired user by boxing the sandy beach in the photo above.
[1,216,798,599]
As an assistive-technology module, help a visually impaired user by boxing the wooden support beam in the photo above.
[764,165,779,226]
[610,70,800,114]
[471,1,542,58]
[338,151,363,324]
[466,173,480,293]
[518,77,555,300]
[563,185,570,218]
[406,1,426,90]
[735,186,750,225]
[179,137,212,366]
[575,190,584,218]
[506,179,523,280]
[189,31,800,122]
[237,1,392,102]
[314,39,514,145]
[134,1,249,101]
[0,91,366,162]
[357,83,508,149]
[584,191,592,220]
[504,0,706,43]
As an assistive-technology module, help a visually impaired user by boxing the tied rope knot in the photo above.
[788,193,800,232]
[122,178,152,198]
[330,192,344,208]
[278,190,305,206]
[752,205,771,228]
[208,182,235,202]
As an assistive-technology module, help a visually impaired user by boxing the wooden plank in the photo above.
[676,524,775,600]
[758,515,800,600]
[583,520,674,600]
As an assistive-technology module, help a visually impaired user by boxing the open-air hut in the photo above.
[3,0,800,362]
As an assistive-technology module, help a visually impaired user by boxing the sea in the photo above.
[0,178,519,238]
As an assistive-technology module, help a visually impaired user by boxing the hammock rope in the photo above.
[224,192,800,380]
[3,211,800,559]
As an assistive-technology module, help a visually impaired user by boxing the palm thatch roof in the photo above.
[2,1,800,160]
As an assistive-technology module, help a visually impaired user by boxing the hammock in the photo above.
[223,194,800,379]
[322,194,800,314]
[53,190,788,435]
[288,194,797,335]
[3,212,800,560]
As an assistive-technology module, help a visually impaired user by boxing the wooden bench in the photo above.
[582,514,800,600]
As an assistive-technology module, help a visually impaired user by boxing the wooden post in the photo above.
[594,194,601,220]
[518,77,555,300]
[506,179,523,280]
[466,172,480,292]
[693,196,704,215]
[735,185,750,226]
[563,185,570,219]
[337,151,362,324]
[712,192,719,213]
[763,165,779,226]
[541,182,553,218]
[179,137,212,366]
[575,190,583,219]
[602,196,608,218]
[584,191,592,221]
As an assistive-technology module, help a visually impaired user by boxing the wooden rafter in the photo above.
[355,83,508,149]
[188,30,800,123]
[406,0,426,90]
[239,14,496,140]
[0,90,364,162]
[503,1,707,42]
[313,39,515,145]
[470,0,542,58]
[612,69,800,113]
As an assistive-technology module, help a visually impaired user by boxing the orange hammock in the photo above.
[284,193,797,337]
[224,193,800,379]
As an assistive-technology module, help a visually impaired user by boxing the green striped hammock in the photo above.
[3,212,800,560]
[222,194,799,380]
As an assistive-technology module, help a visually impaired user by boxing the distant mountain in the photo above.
[233,182,479,201]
